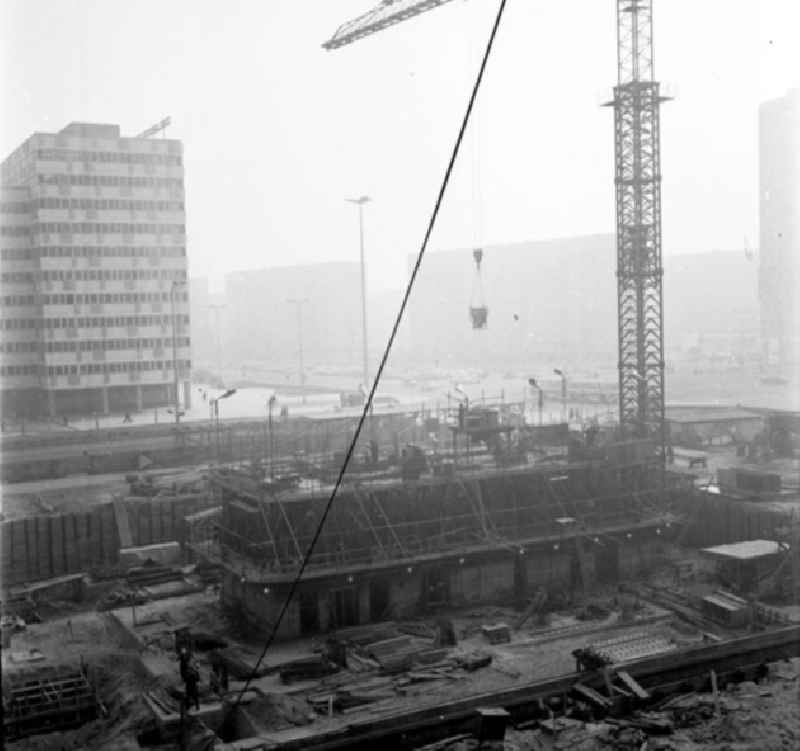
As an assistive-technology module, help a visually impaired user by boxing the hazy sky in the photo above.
[2,0,798,290]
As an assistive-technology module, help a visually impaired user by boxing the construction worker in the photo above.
[178,647,191,681]
[183,659,200,711]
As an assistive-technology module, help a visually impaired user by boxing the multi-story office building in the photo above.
[759,88,800,371]
[0,122,191,418]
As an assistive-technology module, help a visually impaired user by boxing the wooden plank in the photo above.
[101,505,118,562]
[62,514,77,573]
[135,503,147,547]
[112,498,133,549]
[572,682,612,709]
[616,669,650,699]
[11,521,28,583]
[158,499,170,542]
[50,515,65,576]
[36,516,51,579]
[80,512,93,567]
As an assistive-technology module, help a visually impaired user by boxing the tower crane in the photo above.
[323,0,668,458]
[323,0,460,50]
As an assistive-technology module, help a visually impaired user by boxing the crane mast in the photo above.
[607,0,667,456]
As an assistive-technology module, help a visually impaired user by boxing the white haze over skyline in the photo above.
[2,0,798,293]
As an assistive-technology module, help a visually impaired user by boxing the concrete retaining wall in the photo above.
[682,492,797,548]
[1,504,119,586]
[221,540,663,641]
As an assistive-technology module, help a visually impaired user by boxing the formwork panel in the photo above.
[35,516,51,579]
[50,515,65,576]
[63,513,80,573]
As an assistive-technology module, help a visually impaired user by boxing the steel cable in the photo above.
[217,0,509,733]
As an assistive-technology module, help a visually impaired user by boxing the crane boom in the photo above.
[322,0,459,49]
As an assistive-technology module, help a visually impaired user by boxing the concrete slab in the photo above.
[701,540,783,561]
[120,541,181,566]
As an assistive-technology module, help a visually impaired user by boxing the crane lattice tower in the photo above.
[608,0,668,454]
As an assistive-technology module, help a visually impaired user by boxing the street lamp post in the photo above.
[267,394,276,479]
[170,280,187,427]
[207,303,227,385]
[287,299,308,404]
[210,389,237,464]
[346,196,371,398]
[528,378,543,426]
[553,368,567,423]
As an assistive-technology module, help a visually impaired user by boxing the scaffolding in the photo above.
[2,664,99,741]
[201,459,683,583]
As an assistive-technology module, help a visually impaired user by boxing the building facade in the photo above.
[222,262,365,370]
[0,122,191,418]
[759,89,800,372]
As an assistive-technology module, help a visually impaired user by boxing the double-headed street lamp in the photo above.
[346,196,371,399]
[210,388,237,463]
[267,394,277,478]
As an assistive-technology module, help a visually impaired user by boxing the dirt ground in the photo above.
[3,612,162,750]
[2,545,797,749]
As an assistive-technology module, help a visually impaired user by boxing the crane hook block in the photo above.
[473,248,483,270]
[470,306,488,329]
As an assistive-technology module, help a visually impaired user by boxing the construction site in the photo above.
[2,1,800,751]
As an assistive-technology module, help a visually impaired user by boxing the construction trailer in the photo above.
[665,407,765,449]
[198,448,688,640]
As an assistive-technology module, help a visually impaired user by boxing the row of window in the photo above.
[38,174,182,189]
[51,337,190,352]
[1,365,38,376]
[37,149,182,167]
[2,295,35,306]
[0,202,29,214]
[2,291,189,307]
[0,337,190,353]
[77,360,191,375]
[0,314,188,330]
[0,341,38,352]
[31,198,185,212]
[2,269,187,284]
[1,222,186,236]
[0,360,191,378]
[1,245,186,261]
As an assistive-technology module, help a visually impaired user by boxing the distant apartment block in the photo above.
[405,236,758,368]
[759,88,800,371]
[222,262,365,368]
[0,122,191,418]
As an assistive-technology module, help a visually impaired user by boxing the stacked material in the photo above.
[588,630,677,664]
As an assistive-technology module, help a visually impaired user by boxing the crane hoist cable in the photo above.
[216,0,509,732]
[468,15,488,332]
